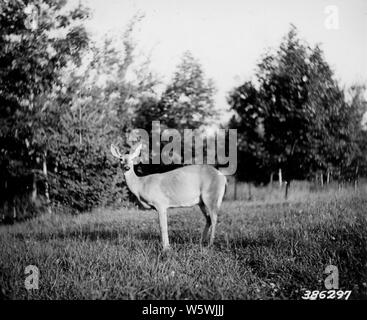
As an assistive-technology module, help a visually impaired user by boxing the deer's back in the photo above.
[141,165,226,208]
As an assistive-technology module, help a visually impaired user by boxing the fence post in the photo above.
[233,177,237,201]
[285,180,291,200]
[13,199,17,220]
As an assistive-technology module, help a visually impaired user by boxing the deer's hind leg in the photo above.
[201,181,224,247]
[200,202,217,247]
[208,209,217,247]
[199,202,211,246]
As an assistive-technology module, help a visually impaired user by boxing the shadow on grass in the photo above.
[14,227,123,242]
[135,229,201,245]
[13,224,204,247]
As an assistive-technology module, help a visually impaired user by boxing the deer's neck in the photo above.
[124,167,141,197]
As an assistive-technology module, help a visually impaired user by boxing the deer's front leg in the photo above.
[157,207,170,251]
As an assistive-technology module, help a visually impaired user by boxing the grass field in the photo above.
[1,187,366,300]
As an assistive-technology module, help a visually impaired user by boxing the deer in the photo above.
[110,142,227,251]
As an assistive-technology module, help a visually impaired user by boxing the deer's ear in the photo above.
[110,144,122,158]
[130,143,142,159]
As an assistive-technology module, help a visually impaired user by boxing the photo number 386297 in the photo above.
[301,290,352,300]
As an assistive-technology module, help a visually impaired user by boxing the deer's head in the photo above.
[110,143,142,171]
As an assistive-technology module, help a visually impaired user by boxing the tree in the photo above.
[337,84,367,184]
[158,51,217,130]
[228,26,363,198]
[131,51,218,176]
[46,17,160,210]
[0,0,89,219]
[227,82,268,183]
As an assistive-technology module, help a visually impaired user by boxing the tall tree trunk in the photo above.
[31,173,37,202]
[43,151,51,214]
[326,169,330,185]
[320,172,324,187]
[278,168,282,188]
[354,165,359,192]
[79,102,82,145]
[3,180,7,221]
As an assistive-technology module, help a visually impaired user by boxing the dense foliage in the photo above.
[0,0,89,218]
[228,26,367,192]
[0,2,218,220]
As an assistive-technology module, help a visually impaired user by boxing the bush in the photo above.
[49,144,129,211]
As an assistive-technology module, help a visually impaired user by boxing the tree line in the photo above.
[1,1,366,222]
[228,26,367,197]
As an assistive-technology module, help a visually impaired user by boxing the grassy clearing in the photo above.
[0,189,366,300]
[224,179,367,202]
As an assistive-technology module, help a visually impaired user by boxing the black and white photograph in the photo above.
[0,0,366,307]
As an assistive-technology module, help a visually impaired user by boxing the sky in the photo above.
[76,0,367,115]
